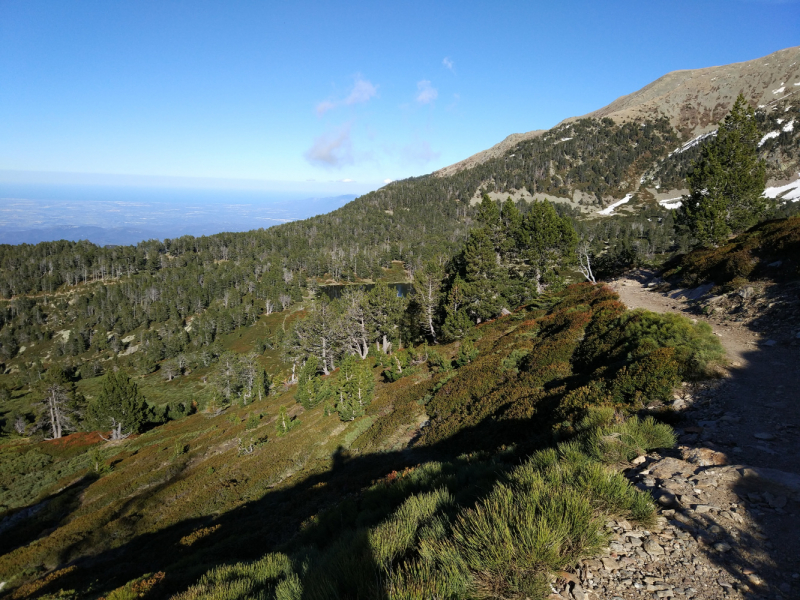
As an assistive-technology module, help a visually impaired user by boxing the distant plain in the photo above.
[0,183,355,245]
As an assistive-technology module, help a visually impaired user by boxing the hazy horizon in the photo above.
[0,180,358,245]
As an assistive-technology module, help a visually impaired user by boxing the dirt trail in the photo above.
[611,271,800,476]
[605,271,800,596]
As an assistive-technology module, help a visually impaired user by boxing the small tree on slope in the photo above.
[335,354,375,421]
[679,94,767,247]
[86,370,150,440]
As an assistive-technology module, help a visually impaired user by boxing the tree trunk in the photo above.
[321,338,330,375]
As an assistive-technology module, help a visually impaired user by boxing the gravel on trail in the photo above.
[551,272,800,600]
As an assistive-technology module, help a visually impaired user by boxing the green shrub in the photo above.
[583,415,676,465]
[275,406,299,436]
[426,348,452,373]
[578,309,724,380]
[501,349,529,373]
[454,340,478,368]
[389,442,655,599]
[609,347,680,405]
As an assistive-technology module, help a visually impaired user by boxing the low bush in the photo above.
[662,216,800,286]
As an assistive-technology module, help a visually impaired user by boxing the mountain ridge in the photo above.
[436,45,800,178]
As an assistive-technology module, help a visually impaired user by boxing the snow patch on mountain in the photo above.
[765,176,800,202]
[598,193,634,215]
[658,198,683,209]
[669,131,716,157]
[783,120,795,133]
[759,131,780,147]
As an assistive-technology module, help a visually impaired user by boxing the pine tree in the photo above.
[461,228,503,322]
[254,367,271,402]
[295,357,321,409]
[499,197,523,257]
[275,405,291,435]
[366,281,407,353]
[335,355,374,421]
[679,94,767,247]
[86,370,150,440]
[211,351,242,406]
[516,201,578,293]
[476,194,501,229]
[441,276,473,341]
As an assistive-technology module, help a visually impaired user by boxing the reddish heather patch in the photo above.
[42,431,104,449]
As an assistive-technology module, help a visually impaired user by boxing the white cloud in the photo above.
[304,123,354,168]
[316,76,378,116]
[383,178,393,184]
[416,80,438,104]
[340,178,354,182]
[442,57,454,72]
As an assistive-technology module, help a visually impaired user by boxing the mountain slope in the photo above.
[436,45,800,179]
[579,45,800,136]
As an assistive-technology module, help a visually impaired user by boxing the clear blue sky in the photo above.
[1,0,798,195]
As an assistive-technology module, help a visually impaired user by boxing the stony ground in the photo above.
[549,272,800,600]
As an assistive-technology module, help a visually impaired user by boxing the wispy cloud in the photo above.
[315,100,336,116]
[345,78,378,105]
[442,57,455,72]
[447,92,461,112]
[304,122,354,168]
[416,80,438,104]
[316,76,378,116]
[402,139,440,166]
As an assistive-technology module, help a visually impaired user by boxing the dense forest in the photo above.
[1,98,798,406]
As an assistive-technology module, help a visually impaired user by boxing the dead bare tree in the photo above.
[577,240,596,284]
[239,352,260,405]
[340,288,370,359]
[35,384,79,439]
[162,360,178,382]
[14,415,27,435]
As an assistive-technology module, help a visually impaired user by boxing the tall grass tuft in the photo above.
[369,487,454,571]
[172,553,297,600]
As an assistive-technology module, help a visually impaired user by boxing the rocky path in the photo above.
[611,271,800,476]
[550,273,800,600]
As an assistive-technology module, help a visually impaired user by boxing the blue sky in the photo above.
[1,0,798,195]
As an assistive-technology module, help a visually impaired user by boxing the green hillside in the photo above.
[0,280,724,599]
[2,95,798,600]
